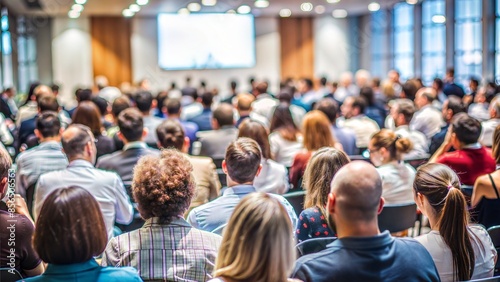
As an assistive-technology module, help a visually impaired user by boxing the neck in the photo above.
[227,178,253,188]
[336,218,380,238]
[68,156,91,163]
[238,111,250,117]
[168,113,180,119]
[40,136,60,143]
[141,111,151,117]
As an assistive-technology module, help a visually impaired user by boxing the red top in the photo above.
[289,151,313,189]
[437,147,496,185]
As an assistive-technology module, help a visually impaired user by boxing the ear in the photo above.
[446,109,453,120]
[0,177,7,196]
[182,137,190,153]
[377,197,385,215]
[254,164,263,177]
[152,100,157,109]
[117,131,125,142]
[327,192,336,214]
[222,160,228,174]
[34,129,43,140]
[142,128,148,139]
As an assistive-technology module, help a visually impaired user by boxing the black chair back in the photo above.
[0,268,23,282]
[296,237,337,258]
[461,185,474,197]
[378,203,417,233]
[283,190,306,217]
[466,275,500,282]
[488,226,500,276]
[25,183,36,217]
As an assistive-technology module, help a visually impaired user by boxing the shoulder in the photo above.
[265,159,287,172]
[395,237,434,254]
[188,155,214,165]
[99,266,142,281]
[94,168,122,182]
[98,151,123,164]
[188,227,223,242]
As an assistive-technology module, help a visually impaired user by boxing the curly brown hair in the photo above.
[132,149,195,224]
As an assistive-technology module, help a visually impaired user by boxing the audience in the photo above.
[197,103,238,159]
[479,95,500,146]
[189,92,214,131]
[468,88,491,122]
[291,161,440,282]
[238,119,289,194]
[414,163,496,281]
[369,129,415,204]
[16,84,47,126]
[338,96,380,149]
[34,124,133,239]
[134,90,163,147]
[296,147,350,242]
[429,96,466,155]
[410,87,444,138]
[251,81,278,121]
[269,104,304,167]
[164,98,199,144]
[18,94,59,150]
[209,192,296,282]
[101,149,222,281]
[359,86,386,128]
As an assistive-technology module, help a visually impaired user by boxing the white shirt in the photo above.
[416,225,496,282]
[410,105,444,138]
[34,160,133,240]
[251,94,279,121]
[469,103,490,122]
[254,159,289,194]
[480,118,500,147]
[337,115,380,148]
[376,162,416,205]
[394,125,429,159]
[269,132,303,167]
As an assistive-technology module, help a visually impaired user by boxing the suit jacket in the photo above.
[196,126,238,159]
[187,155,221,212]
[18,117,36,149]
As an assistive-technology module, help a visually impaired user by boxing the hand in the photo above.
[443,126,454,150]
[14,194,30,217]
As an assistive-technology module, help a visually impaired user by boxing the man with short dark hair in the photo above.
[390,99,429,158]
[187,137,297,234]
[291,161,440,282]
[163,98,198,142]
[134,91,163,147]
[430,113,496,185]
[338,96,380,149]
[410,87,444,139]
[251,81,279,121]
[189,92,214,131]
[429,96,466,154]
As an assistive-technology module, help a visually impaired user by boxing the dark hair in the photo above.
[23,82,41,106]
[446,96,466,116]
[270,104,300,142]
[352,96,366,114]
[402,81,418,100]
[370,129,413,161]
[451,113,482,145]
[255,82,268,95]
[447,67,455,77]
[230,80,237,89]
[469,77,479,87]
[213,104,234,127]
[314,98,339,123]
[91,96,109,116]
[0,148,12,180]
[359,87,375,106]
[134,91,154,112]
[303,78,313,89]
[156,91,169,113]
[61,124,93,159]
[277,91,293,104]
[132,149,194,224]
[38,95,59,112]
[117,108,144,142]
[111,95,131,118]
[76,88,93,102]
[164,98,181,115]
[413,163,474,281]
[34,187,107,264]
[433,78,444,90]
[201,92,214,107]
[51,84,60,93]
[72,101,103,136]
[320,77,327,86]
[36,111,61,139]
[225,138,262,184]
[238,120,271,159]
[156,119,185,150]
[493,125,500,164]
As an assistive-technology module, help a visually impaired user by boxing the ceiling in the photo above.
[5,0,404,17]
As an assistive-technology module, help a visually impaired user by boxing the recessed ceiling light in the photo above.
[406,0,418,4]
[431,15,446,23]
[368,2,380,12]
[332,9,348,18]
[129,4,140,12]
[136,0,148,5]
[74,0,86,5]
[122,9,134,17]
[71,4,84,12]
[237,5,252,14]
[178,8,190,14]
[68,10,80,18]
[279,8,292,17]
[326,0,340,3]
[315,5,326,14]
[202,0,217,6]
[187,2,201,12]
[300,2,314,12]
[227,9,236,14]
[254,0,269,8]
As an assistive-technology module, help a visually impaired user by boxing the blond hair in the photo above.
[370,129,413,161]
[214,193,295,282]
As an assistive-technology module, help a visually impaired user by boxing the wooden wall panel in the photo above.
[279,17,314,80]
[90,17,132,87]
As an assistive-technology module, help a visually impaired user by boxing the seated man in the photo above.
[101,149,222,281]
[337,96,380,149]
[291,161,440,282]
[410,88,444,139]
[430,113,496,185]
[187,137,297,234]
[134,91,163,148]
[479,96,500,147]
[34,124,133,239]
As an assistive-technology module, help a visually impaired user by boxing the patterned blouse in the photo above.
[295,206,335,242]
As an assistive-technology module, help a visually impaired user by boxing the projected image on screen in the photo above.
[158,14,256,70]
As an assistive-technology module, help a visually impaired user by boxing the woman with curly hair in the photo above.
[101,149,222,282]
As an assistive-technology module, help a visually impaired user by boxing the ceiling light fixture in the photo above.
[237,5,252,14]
[406,0,418,4]
[178,8,190,14]
[332,9,348,18]
[122,9,134,17]
[315,5,326,14]
[136,0,148,5]
[68,10,80,18]
[368,2,380,12]
[326,0,340,3]
[279,8,292,17]
[254,0,269,8]
[300,2,314,12]
[187,2,202,12]
[431,14,446,23]
[202,0,217,6]
[74,0,87,4]
[227,9,236,14]
[71,4,84,12]
[129,4,140,12]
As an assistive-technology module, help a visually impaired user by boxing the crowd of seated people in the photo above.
[1,67,500,281]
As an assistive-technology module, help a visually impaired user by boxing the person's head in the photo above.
[390,99,415,127]
[117,108,146,143]
[3,87,16,98]
[359,86,375,106]
[164,98,182,117]
[214,192,294,282]
[320,76,328,87]
[237,120,271,159]
[212,103,234,129]
[302,110,335,151]
[35,111,62,141]
[71,101,103,136]
[314,98,339,124]
[277,90,293,104]
[156,119,189,152]
[0,148,12,199]
[61,124,96,164]
[442,96,466,123]
[235,93,255,114]
[489,96,500,119]
[33,85,53,101]
[341,96,366,119]
[368,129,413,166]
[304,148,350,217]
[255,81,268,96]
[446,67,455,80]
[37,94,59,113]
[201,92,214,108]
[76,88,93,103]
[134,90,154,113]
[469,77,479,91]
[493,125,500,164]
[269,104,300,142]
[33,186,107,264]
[111,95,132,119]
[433,78,444,91]
[401,80,418,100]
[223,138,262,186]
[381,80,396,100]
[414,87,436,109]
[388,70,400,83]
[132,149,194,223]
[327,161,384,234]
[23,82,40,105]
[91,96,109,117]
[413,163,474,281]
[339,72,353,87]
[355,69,371,88]
[298,78,314,93]
[449,113,482,148]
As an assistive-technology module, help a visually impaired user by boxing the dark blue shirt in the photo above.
[189,109,213,131]
[291,231,440,282]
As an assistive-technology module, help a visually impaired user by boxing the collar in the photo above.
[256,93,271,100]
[37,141,63,149]
[395,125,409,131]
[463,142,482,149]
[220,125,236,130]
[223,185,256,196]
[123,141,148,151]
[143,217,192,228]
[45,259,100,275]
[68,159,94,168]
[329,230,393,250]
[202,108,212,113]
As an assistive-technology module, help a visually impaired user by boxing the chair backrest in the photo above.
[488,225,500,248]
[0,268,23,282]
[283,190,306,217]
[405,155,430,169]
[25,183,36,217]
[296,237,337,258]
[461,185,474,197]
[466,275,500,282]
[378,203,417,233]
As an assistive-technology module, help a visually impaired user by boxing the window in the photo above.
[17,16,38,94]
[371,10,390,78]
[496,0,500,83]
[1,7,13,88]
[455,0,482,85]
[392,2,414,80]
[421,0,446,86]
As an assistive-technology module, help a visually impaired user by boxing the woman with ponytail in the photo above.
[414,163,496,282]
[368,129,415,204]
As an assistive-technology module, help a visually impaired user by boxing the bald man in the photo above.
[291,161,440,282]
[33,124,133,239]
[410,87,444,138]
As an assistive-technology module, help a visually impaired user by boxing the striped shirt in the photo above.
[101,217,222,282]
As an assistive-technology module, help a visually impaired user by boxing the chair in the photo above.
[25,183,36,218]
[0,268,23,282]
[378,203,417,234]
[461,185,474,197]
[283,190,306,217]
[405,155,430,170]
[488,226,500,276]
[466,276,500,282]
[296,237,337,258]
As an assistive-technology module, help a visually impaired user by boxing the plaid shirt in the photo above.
[102,217,222,282]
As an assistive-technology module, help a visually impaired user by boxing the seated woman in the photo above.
[209,192,297,282]
[101,149,222,281]
[295,147,350,242]
[472,125,500,229]
[414,163,496,282]
[24,186,141,282]
[368,129,415,204]
[238,119,289,194]
[269,104,303,167]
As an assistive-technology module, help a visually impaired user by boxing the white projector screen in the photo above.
[158,14,256,70]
